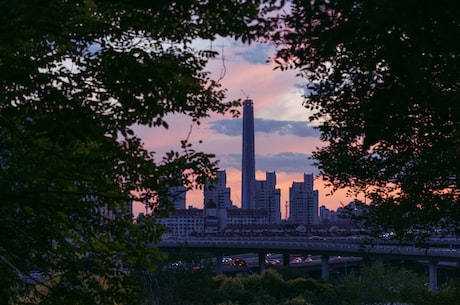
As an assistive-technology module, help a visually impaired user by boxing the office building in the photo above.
[157,206,269,236]
[203,170,233,209]
[255,171,281,224]
[226,208,268,226]
[319,205,339,223]
[169,184,186,210]
[157,208,204,236]
[289,173,319,225]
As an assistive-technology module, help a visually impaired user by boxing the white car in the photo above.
[222,257,233,263]
[265,259,281,266]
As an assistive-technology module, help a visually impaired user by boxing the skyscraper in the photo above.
[241,99,255,209]
[289,173,319,225]
[168,184,186,210]
[255,171,281,224]
[204,170,233,209]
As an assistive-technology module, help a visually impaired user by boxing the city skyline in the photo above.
[133,38,357,218]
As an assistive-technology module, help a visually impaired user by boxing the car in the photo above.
[170,261,183,268]
[222,257,233,263]
[191,264,204,270]
[290,257,303,264]
[265,259,281,266]
[380,231,396,240]
[309,236,325,240]
[230,258,246,267]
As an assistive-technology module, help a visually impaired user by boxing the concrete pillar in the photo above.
[215,253,223,275]
[428,261,438,293]
[374,256,384,266]
[321,255,330,282]
[283,253,290,266]
[258,252,266,273]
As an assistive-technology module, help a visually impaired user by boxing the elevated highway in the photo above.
[156,236,460,292]
[158,236,460,262]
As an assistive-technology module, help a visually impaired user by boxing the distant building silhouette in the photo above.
[157,175,186,210]
[225,208,268,227]
[204,170,234,209]
[204,200,227,232]
[157,208,204,236]
[157,206,269,236]
[241,99,256,209]
[289,173,319,225]
[255,171,281,224]
[98,201,132,222]
[319,205,339,223]
[169,184,186,210]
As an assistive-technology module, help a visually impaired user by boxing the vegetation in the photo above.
[0,1,281,304]
[1,0,458,303]
[271,0,459,239]
[137,263,460,305]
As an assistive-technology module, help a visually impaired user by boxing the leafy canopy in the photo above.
[0,0,281,304]
[272,0,459,238]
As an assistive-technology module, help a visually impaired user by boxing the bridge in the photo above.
[157,236,460,293]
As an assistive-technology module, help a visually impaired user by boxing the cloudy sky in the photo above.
[133,38,355,218]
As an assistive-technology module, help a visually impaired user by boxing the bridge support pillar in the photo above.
[428,260,438,293]
[321,255,329,282]
[283,253,290,266]
[374,256,383,266]
[216,252,223,275]
[259,252,266,273]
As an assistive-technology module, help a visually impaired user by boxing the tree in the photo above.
[337,264,430,305]
[0,1,281,304]
[272,0,460,238]
[138,264,216,305]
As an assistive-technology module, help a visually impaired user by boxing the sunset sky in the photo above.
[133,37,357,219]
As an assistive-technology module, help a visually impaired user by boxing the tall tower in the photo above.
[241,99,255,209]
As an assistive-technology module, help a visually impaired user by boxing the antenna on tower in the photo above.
[240,89,250,99]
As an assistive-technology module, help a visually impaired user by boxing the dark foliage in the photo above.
[272,0,460,239]
[0,1,282,303]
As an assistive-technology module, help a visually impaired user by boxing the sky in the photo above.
[133,38,356,219]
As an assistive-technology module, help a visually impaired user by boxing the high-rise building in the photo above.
[204,170,233,209]
[241,99,256,209]
[319,205,338,223]
[168,181,186,210]
[158,174,186,210]
[289,173,319,225]
[255,171,281,224]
